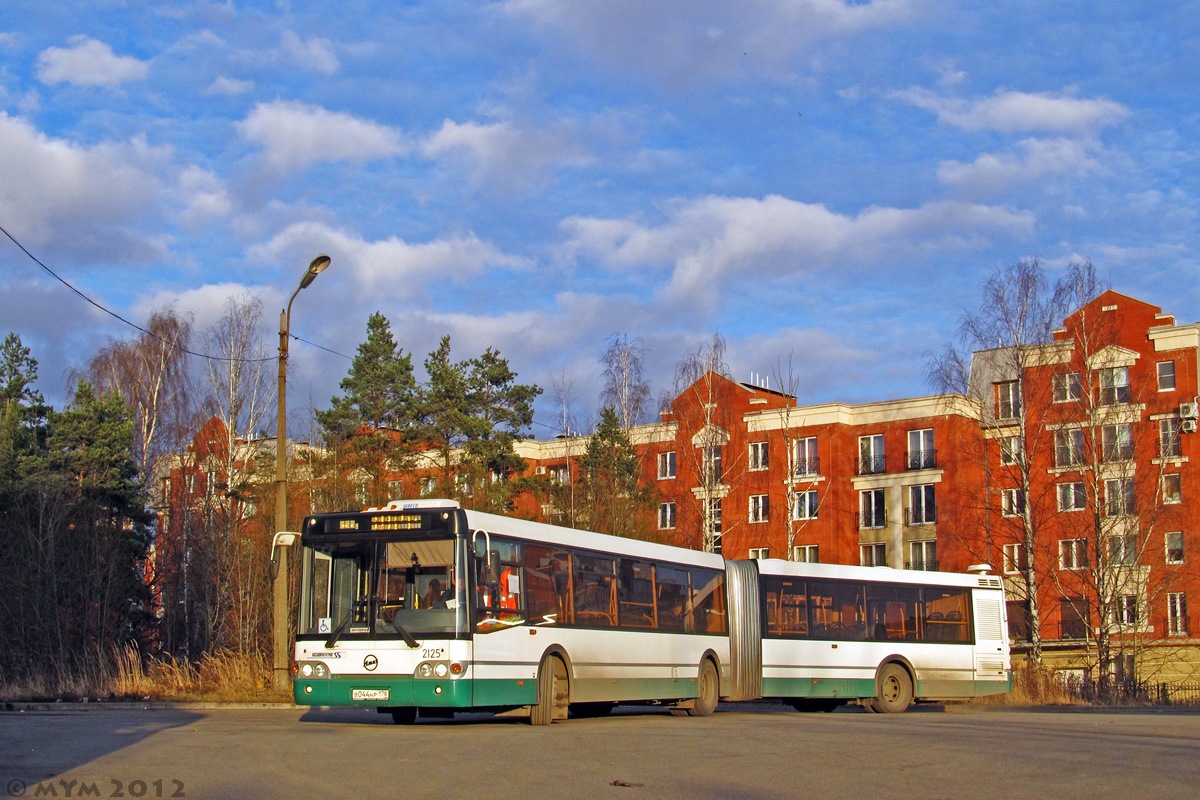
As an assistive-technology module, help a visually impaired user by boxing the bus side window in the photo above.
[524,545,569,625]
[690,568,727,635]
[655,565,689,632]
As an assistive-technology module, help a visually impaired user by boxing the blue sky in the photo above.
[1,1,1197,436]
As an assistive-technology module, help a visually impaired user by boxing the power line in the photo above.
[1,221,346,365]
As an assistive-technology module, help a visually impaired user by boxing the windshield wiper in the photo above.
[324,599,420,649]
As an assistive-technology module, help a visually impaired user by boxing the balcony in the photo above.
[906,449,937,470]
[905,506,937,526]
[858,511,887,530]
[793,456,820,477]
[857,454,886,476]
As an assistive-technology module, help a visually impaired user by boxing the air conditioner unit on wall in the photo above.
[1180,401,1199,419]
[1182,419,1198,434]
[535,466,546,475]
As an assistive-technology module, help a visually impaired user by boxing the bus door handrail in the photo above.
[472,529,492,570]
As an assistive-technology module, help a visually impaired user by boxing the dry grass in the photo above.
[971,660,1084,706]
[0,646,291,704]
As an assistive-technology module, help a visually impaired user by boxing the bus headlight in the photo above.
[297,661,331,679]
[301,663,313,677]
[415,661,467,679]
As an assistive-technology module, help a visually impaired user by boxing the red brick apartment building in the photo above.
[516,291,1200,682]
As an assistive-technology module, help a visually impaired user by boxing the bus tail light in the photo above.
[449,661,465,676]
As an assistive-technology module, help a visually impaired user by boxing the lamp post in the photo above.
[273,253,331,692]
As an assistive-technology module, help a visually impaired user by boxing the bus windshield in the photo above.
[299,534,469,641]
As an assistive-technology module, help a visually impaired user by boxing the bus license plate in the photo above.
[352,689,389,701]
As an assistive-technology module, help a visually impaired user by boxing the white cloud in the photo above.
[176,165,232,227]
[279,30,339,75]
[206,76,254,96]
[938,137,1102,195]
[245,221,531,301]
[420,118,593,192]
[896,88,1130,134]
[562,194,1034,307]
[236,100,407,170]
[0,112,169,262]
[36,36,149,88]
[506,0,920,84]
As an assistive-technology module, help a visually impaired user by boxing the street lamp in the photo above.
[272,253,331,692]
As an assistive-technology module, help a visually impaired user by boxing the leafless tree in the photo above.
[600,334,652,430]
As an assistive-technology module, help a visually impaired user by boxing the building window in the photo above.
[908,540,937,571]
[1112,594,1139,627]
[749,494,770,523]
[1055,428,1085,467]
[996,380,1022,419]
[1003,542,1028,574]
[657,502,676,530]
[1057,481,1086,512]
[1101,423,1133,462]
[906,428,936,470]
[1001,488,1025,517]
[1053,372,1082,403]
[1061,597,1089,639]
[702,446,723,484]
[1163,473,1182,504]
[1158,361,1177,392]
[792,489,819,520]
[907,484,936,525]
[1105,478,1135,517]
[749,441,769,472]
[792,544,819,563]
[1108,533,1138,566]
[1166,531,1185,565]
[548,464,569,484]
[749,547,769,559]
[793,436,819,476]
[657,450,676,480]
[860,542,887,567]
[1000,436,1023,466]
[1168,593,1188,636]
[1160,418,1182,458]
[859,489,886,529]
[858,434,885,475]
[1099,366,1131,405]
[419,476,438,495]
[1059,538,1088,570]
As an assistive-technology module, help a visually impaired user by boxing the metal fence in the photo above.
[1058,675,1200,706]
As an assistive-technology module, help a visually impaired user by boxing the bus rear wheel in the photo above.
[530,655,568,726]
[685,659,719,717]
[570,702,615,718]
[870,663,913,714]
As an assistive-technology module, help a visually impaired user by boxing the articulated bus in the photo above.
[279,499,1009,724]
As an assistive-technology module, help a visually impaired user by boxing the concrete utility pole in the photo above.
[272,254,331,692]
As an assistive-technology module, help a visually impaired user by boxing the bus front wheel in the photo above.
[530,655,568,726]
[870,663,913,714]
[389,707,417,725]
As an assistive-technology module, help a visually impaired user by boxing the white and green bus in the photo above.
[281,499,1009,723]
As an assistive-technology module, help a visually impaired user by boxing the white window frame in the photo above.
[907,428,935,470]
[748,547,770,560]
[1112,594,1139,627]
[908,539,936,571]
[1053,372,1082,403]
[908,484,936,525]
[1166,531,1185,565]
[1003,542,1027,574]
[1055,428,1085,467]
[1168,592,1188,636]
[1108,533,1138,567]
[1057,481,1086,512]
[749,494,769,523]
[657,450,676,480]
[1158,361,1177,392]
[1162,473,1182,505]
[1102,423,1133,462]
[792,489,819,521]
[1104,478,1135,517]
[996,380,1022,419]
[702,445,723,484]
[1160,418,1182,458]
[860,542,887,568]
[1000,435,1023,466]
[1001,488,1025,517]
[792,544,819,563]
[749,441,769,472]
[858,434,885,475]
[1099,366,1131,405]
[1059,538,1088,570]
[657,501,677,530]
[793,436,819,476]
[860,488,885,528]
